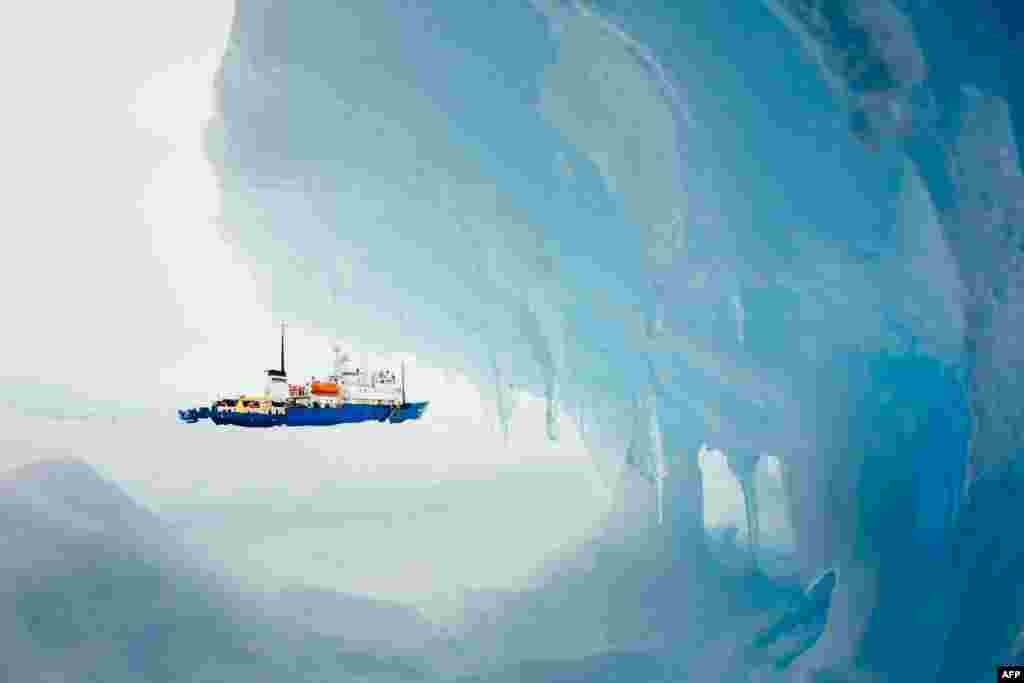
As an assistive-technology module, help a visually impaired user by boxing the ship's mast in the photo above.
[266,323,288,402]
[280,322,286,375]
[401,360,407,405]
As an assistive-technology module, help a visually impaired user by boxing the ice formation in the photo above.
[201,0,1022,679]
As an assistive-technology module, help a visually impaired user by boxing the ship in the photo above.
[177,324,429,427]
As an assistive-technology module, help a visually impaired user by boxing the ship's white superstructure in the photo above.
[328,345,403,404]
[286,344,405,406]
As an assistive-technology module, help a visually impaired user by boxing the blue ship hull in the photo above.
[285,402,428,425]
[180,402,428,427]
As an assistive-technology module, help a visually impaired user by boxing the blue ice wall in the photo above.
[840,352,968,678]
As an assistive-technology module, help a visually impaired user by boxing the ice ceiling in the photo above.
[207,0,1022,679]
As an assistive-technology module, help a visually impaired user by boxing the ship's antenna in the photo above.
[332,343,343,379]
[280,322,287,375]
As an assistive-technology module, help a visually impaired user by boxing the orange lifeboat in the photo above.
[310,381,339,396]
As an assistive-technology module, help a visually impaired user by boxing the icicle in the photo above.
[624,395,644,472]
[624,383,668,526]
[646,359,668,526]
[650,395,666,526]
[491,350,511,446]
[726,448,762,569]
[545,385,560,442]
[577,394,587,439]
[519,294,565,443]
